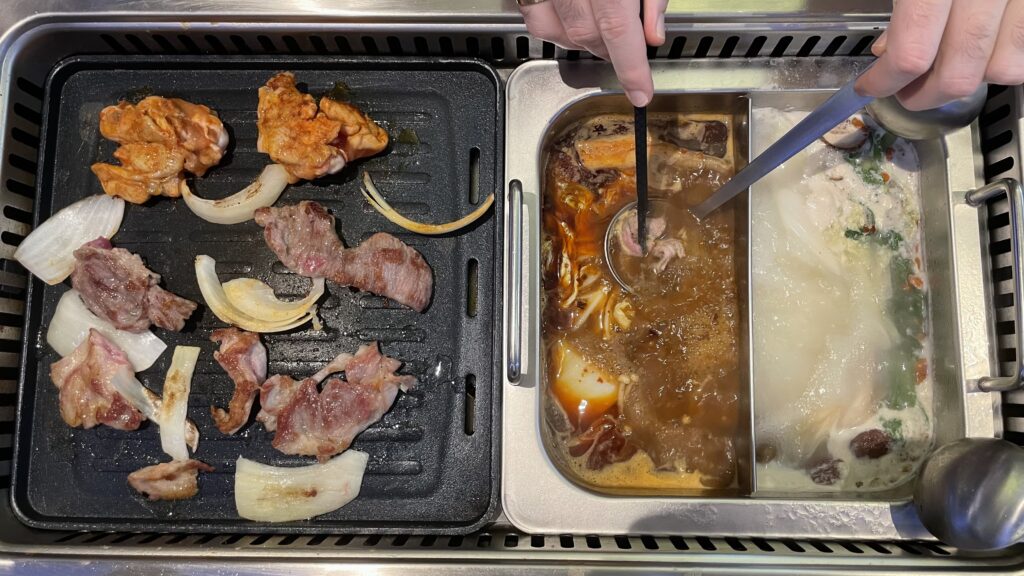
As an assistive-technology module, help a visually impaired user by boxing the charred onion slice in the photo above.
[234,451,368,522]
[361,172,494,235]
[108,365,200,456]
[180,164,291,225]
[194,255,321,333]
[14,194,125,285]
[159,346,201,461]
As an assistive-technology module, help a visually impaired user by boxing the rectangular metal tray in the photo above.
[11,55,503,534]
[502,58,998,538]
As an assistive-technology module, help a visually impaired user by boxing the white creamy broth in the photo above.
[751,108,934,492]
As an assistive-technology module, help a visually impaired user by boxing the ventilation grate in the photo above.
[78,29,880,64]
[979,84,1024,442]
[41,528,960,557]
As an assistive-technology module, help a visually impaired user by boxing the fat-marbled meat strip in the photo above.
[71,238,197,332]
[256,342,415,461]
[210,328,267,435]
[128,459,213,501]
[49,329,145,430]
[254,201,433,312]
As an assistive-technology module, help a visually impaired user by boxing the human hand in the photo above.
[856,0,1024,111]
[519,0,668,107]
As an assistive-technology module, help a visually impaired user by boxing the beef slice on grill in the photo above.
[254,201,433,312]
[71,237,197,332]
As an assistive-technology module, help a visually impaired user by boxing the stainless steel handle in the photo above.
[966,178,1024,392]
[506,179,524,384]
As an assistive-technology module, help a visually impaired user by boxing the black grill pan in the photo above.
[11,55,502,534]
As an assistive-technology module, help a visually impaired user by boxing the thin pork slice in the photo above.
[258,342,415,461]
[210,328,268,435]
[128,459,214,501]
[50,328,146,430]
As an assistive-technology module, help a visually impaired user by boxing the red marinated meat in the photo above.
[71,238,197,332]
[256,342,415,461]
[210,328,267,435]
[49,329,145,430]
[128,459,213,501]
[254,201,433,312]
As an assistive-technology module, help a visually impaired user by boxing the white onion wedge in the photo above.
[195,255,319,333]
[14,194,124,284]
[159,346,200,461]
[47,289,166,372]
[109,365,200,457]
[234,452,368,522]
[180,164,291,225]
[222,277,325,324]
[361,171,494,235]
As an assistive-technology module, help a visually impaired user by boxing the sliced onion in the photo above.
[361,172,494,235]
[180,164,290,225]
[234,451,368,522]
[159,346,200,461]
[195,255,319,333]
[222,277,325,323]
[48,289,166,372]
[15,194,125,285]
[109,364,200,457]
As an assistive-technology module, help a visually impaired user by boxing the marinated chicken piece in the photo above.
[71,238,197,332]
[91,143,185,204]
[49,329,145,430]
[92,96,227,204]
[257,72,387,181]
[319,97,389,162]
[254,202,433,312]
[257,342,415,461]
[128,459,213,501]
[210,328,267,435]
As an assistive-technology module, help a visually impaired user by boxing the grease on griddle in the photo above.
[123,86,155,104]
[326,80,353,102]
[397,128,420,146]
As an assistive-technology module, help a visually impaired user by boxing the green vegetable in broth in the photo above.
[886,254,926,410]
[881,417,904,445]
[845,131,898,187]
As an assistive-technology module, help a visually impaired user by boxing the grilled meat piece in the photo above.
[49,329,145,430]
[71,238,197,332]
[210,328,267,435]
[128,459,213,501]
[257,342,414,462]
[254,201,433,312]
[257,72,387,181]
[92,96,227,204]
[319,96,389,163]
[335,232,433,313]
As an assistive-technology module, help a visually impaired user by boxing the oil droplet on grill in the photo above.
[397,128,420,146]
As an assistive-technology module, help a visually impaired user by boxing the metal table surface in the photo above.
[10,1,1013,575]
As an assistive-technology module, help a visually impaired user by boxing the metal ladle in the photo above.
[605,79,987,291]
[691,72,987,219]
[914,438,1024,551]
